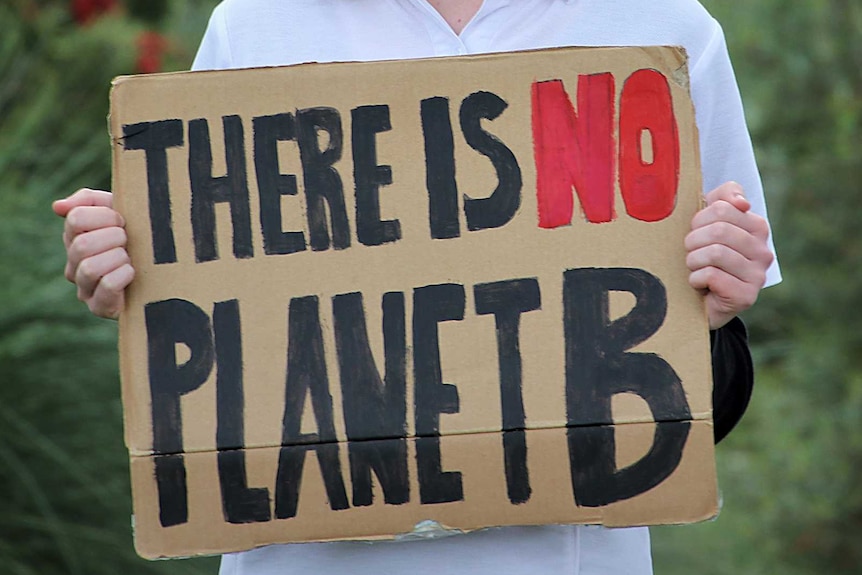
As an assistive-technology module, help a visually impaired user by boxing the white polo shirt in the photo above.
[192,1,781,574]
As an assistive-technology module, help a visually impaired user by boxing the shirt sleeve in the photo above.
[191,2,233,71]
[690,20,781,287]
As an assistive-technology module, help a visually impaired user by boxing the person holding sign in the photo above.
[53,0,779,573]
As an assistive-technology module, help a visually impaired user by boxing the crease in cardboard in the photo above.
[127,414,712,458]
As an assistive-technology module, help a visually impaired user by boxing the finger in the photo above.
[75,247,132,301]
[691,201,771,239]
[65,205,125,239]
[690,201,748,233]
[66,226,128,281]
[689,267,760,329]
[685,221,774,263]
[704,181,750,212]
[86,264,135,319]
[689,267,760,311]
[64,206,125,251]
[686,243,767,288]
[52,188,113,217]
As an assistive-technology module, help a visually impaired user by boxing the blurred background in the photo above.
[1,0,859,573]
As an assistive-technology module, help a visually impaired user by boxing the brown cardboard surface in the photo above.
[111,46,717,559]
[130,421,716,558]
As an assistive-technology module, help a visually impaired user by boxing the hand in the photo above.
[685,182,774,330]
[52,188,134,319]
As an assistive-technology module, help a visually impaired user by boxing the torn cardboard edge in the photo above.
[130,420,717,559]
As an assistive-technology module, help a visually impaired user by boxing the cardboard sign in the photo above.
[111,46,717,560]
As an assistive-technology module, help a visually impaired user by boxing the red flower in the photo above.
[135,31,168,74]
[71,0,117,25]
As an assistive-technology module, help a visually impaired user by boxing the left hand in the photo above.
[685,182,774,330]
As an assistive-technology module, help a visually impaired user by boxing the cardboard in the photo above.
[110,46,718,560]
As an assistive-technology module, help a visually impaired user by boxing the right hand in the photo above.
[52,188,135,319]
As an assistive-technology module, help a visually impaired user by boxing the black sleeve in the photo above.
[710,316,754,444]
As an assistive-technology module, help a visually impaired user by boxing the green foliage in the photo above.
[653,1,862,573]
[0,2,218,573]
[127,0,170,26]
